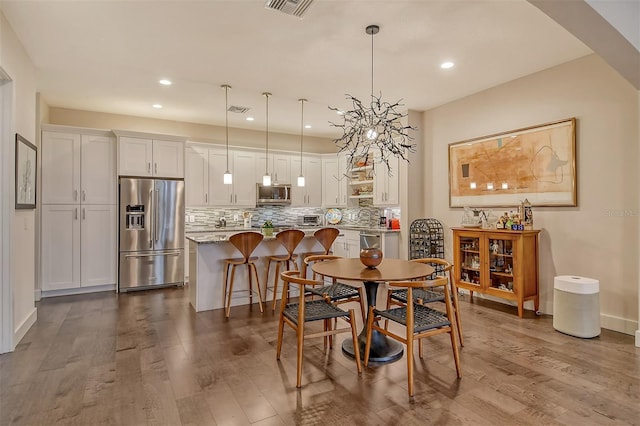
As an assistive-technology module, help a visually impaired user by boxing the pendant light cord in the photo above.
[224,85,229,170]
[371,28,374,101]
[299,99,305,171]
[263,92,271,174]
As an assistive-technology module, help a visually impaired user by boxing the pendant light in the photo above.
[262,92,272,186]
[221,84,232,185]
[297,98,306,187]
[329,24,416,173]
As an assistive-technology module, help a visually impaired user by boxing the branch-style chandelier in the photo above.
[329,24,416,173]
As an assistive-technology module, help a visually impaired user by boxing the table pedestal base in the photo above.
[342,330,403,363]
[341,279,403,363]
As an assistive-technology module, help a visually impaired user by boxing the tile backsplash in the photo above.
[185,205,400,231]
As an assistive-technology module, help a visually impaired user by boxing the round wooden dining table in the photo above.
[311,257,434,363]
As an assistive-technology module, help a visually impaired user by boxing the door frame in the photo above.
[0,68,14,353]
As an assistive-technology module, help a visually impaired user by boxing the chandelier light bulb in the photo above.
[366,128,378,140]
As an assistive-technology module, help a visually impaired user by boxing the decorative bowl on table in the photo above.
[360,248,383,269]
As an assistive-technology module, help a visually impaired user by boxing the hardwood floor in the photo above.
[1,286,638,425]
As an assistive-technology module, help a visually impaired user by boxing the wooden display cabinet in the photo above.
[452,228,540,317]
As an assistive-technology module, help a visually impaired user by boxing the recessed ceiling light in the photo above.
[440,61,454,69]
[246,117,255,121]
[159,79,172,86]
[152,104,163,109]
[304,125,311,129]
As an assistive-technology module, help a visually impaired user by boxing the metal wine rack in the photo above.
[409,218,445,277]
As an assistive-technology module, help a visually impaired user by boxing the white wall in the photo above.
[0,11,38,348]
[425,54,639,335]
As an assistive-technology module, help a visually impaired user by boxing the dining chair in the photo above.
[276,270,362,388]
[365,277,462,397]
[264,229,305,311]
[386,258,464,347]
[223,231,265,318]
[301,227,340,278]
[303,254,366,322]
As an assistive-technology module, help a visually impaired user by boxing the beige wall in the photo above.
[424,54,639,334]
[1,11,38,347]
[47,107,337,154]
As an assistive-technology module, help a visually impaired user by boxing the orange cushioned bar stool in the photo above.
[301,227,340,279]
[264,229,305,311]
[223,231,265,318]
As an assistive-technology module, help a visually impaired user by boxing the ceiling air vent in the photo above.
[228,105,251,114]
[265,0,314,18]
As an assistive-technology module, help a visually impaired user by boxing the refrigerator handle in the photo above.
[155,189,160,242]
[149,189,153,249]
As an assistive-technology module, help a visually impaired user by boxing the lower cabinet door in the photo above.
[42,204,81,291]
[118,250,184,291]
[81,204,117,287]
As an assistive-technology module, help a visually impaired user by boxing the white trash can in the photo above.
[553,275,600,338]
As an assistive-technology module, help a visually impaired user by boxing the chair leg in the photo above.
[271,261,281,311]
[451,288,464,347]
[251,263,264,313]
[357,287,366,322]
[223,262,230,304]
[406,324,415,397]
[348,309,362,374]
[363,306,375,367]
[247,263,253,307]
[225,265,237,318]
[276,310,285,360]
[450,328,462,379]
[296,318,304,388]
[418,337,423,359]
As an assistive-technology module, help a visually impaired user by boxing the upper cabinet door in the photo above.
[42,131,81,205]
[208,148,232,206]
[232,150,256,206]
[304,156,322,207]
[119,136,153,177]
[152,139,184,178]
[81,134,116,204]
[273,153,291,184]
[322,157,340,207]
[185,146,209,206]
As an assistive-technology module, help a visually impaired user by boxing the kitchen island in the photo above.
[187,229,325,312]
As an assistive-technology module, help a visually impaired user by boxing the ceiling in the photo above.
[0,0,592,139]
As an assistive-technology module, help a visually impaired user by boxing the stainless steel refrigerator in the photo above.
[118,177,185,292]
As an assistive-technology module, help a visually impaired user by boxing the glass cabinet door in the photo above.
[458,235,481,289]
[488,237,515,293]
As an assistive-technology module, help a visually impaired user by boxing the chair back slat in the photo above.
[410,258,451,280]
[229,232,264,262]
[276,229,305,256]
[314,228,340,254]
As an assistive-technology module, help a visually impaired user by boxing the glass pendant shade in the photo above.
[262,174,272,186]
[297,174,305,187]
[223,171,232,185]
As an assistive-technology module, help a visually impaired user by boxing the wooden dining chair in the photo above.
[223,231,265,318]
[386,258,464,347]
[303,254,366,321]
[264,229,305,311]
[365,277,462,397]
[276,270,362,388]
[301,227,340,278]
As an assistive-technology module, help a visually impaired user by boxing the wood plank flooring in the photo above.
[1,286,638,425]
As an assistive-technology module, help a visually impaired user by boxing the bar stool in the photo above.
[264,229,305,311]
[223,231,265,318]
[301,227,340,279]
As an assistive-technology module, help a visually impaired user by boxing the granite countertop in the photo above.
[186,225,400,244]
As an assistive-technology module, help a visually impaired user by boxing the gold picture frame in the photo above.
[448,118,576,207]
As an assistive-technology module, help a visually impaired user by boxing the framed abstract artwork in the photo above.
[15,133,37,209]
[448,118,576,207]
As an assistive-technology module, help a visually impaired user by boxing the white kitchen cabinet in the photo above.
[256,153,291,184]
[185,146,209,206]
[41,204,116,291]
[193,147,255,207]
[291,155,322,207]
[333,230,360,258]
[118,136,184,178]
[42,131,116,205]
[322,154,348,207]
[373,151,400,206]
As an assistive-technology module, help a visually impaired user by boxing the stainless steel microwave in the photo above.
[256,183,291,205]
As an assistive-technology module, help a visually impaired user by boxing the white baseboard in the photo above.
[42,284,116,298]
[13,307,37,349]
[600,313,638,336]
[34,288,41,302]
[635,330,640,347]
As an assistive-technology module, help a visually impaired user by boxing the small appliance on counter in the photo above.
[299,215,321,227]
[118,177,184,292]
